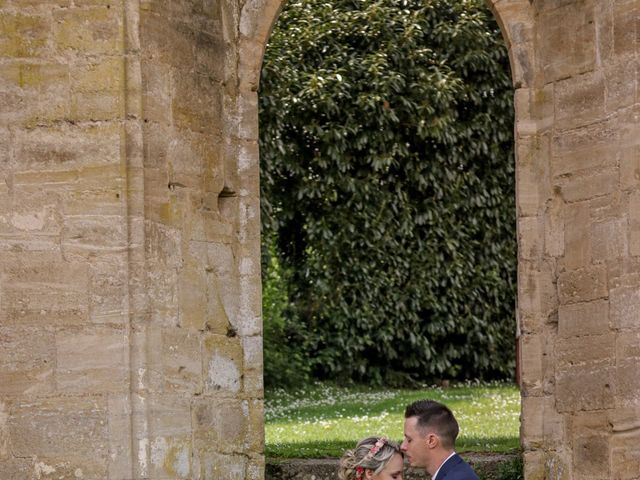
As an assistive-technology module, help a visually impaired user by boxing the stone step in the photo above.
[266,453,521,480]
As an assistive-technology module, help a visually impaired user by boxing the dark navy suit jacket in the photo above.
[433,453,480,480]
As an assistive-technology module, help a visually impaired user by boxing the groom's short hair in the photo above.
[404,399,459,449]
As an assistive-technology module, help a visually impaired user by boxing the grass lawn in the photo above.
[265,381,520,458]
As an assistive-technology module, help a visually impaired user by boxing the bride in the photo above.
[338,436,404,480]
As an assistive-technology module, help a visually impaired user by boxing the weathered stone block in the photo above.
[149,434,192,479]
[572,434,610,478]
[178,265,209,330]
[236,138,260,181]
[0,62,70,126]
[88,260,128,324]
[140,13,194,70]
[0,254,89,326]
[172,71,223,133]
[556,363,615,412]
[70,90,124,121]
[518,216,544,260]
[610,283,640,330]
[556,333,616,368]
[551,143,617,179]
[0,13,50,58]
[0,399,8,459]
[518,261,557,332]
[107,394,133,480]
[243,335,263,372]
[53,7,123,55]
[609,405,640,479]
[555,71,605,130]
[517,134,551,217]
[538,2,595,82]
[141,61,173,124]
[612,0,638,57]
[30,457,108,480]
[203,334,243,394]
[616,358,640,406]
[620,145,640,191]
[611,443,640,480]
[616,330,640,359]
[0,193,61,237]
[192,398,247,453]
[248,455,267,480]
[148,394,192,437]
[520,395,543,448]
[558,299,609,337]
[591,217,628,261]
[13,123,121,172]
[61,215,127,260]
[519,332,554,394]
[630,190,640,256]
[545,449,573,480]
[544,192,564,257]
[0,457,32,479]
[55,328,128,394]
[552,115,619,158]
[197,452,247,480]
[558,265,607,305]
[558,168,618,203]
[9,397,109,461]
[514,86,553,135]
[245,398,265,453]
[605,59,637,113]
[243,367,264,397]
[161,328,202,393]
[567,411,611,477]
[0,326,55,396]
[562,201,591,269]
[72,58,124,95]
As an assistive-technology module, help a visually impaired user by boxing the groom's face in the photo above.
[400,416,432,469]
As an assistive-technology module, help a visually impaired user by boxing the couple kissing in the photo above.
[338,400,479,480]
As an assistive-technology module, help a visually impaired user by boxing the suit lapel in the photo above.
[434,453,463,480]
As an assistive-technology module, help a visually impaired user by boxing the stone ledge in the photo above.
[266,453,520,480]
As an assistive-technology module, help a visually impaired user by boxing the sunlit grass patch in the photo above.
[265,381,520,458]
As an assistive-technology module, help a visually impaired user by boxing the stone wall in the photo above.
[0,1,133,478]
[513,2,640,479]
[0,0,638,479]
[0,1,262,478]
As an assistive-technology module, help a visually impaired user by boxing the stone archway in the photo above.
[237,1,640,479]
[0,1,638,479]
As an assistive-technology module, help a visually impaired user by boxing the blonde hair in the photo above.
[338,437,402,480]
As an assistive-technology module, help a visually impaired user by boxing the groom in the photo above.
[401,399,480,480]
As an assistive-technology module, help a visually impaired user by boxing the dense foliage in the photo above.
[260,0,516,387]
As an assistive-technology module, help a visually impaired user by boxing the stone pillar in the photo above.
[0,1,263,479]
[0,1,133,478]
[515,1,640,479]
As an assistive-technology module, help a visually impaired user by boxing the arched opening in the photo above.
[248,0,532,468]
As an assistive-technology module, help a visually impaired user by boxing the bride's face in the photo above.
[369,453,404,480]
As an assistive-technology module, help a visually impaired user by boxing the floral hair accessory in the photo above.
[355,437,388,479]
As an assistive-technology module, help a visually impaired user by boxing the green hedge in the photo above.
[260,0,516,387]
